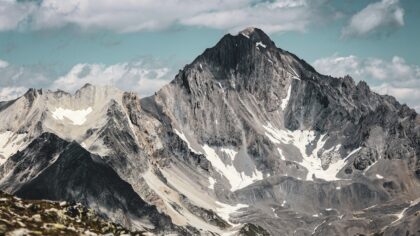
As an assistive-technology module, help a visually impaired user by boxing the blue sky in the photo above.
[0,0,419,111]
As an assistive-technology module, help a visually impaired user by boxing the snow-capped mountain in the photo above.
[0,28,419,235]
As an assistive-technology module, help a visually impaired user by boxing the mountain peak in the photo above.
[239,27,262,37]
[237,27,275,48]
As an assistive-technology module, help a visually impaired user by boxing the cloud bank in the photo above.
[313,55,420,111]
[0,0,335,33]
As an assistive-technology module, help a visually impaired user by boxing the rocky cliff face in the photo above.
[0,27,419,235]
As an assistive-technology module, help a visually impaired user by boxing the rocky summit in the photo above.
[0,28,419,235]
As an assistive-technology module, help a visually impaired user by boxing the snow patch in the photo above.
[203,145,263,191]
[241,33,250,39]
[280,85,292,110]
[263,124,360,181]
[288,66,301,80]
[217,81,224,92]
[208,177,216,190]
[256,41,266,48]
[281,200,287,207]
[277,148,286,161]
[376,174,384,179]
[52,107,92,125]
[220,148,238,161]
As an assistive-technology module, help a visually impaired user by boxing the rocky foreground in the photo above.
[0,191,144,236]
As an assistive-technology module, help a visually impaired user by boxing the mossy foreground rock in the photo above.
[0,191,144,235]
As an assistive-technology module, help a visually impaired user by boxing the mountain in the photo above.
[0,27,419,235]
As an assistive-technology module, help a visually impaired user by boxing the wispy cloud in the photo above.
[0,0,336,33]
[181,0,334,33]
[0,59,52,89]
[313,55,420,111]
[0,86,27,101]
[342,0,404,38]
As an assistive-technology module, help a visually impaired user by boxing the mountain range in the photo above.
[0,27,419,235]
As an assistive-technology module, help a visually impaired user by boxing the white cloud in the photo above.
[0,86,27,101]
[342,0,404,37]
[0,0,335,33]
[313,55,420,112]
[51,62,171,97]
[0,0,36,31]
[0,59,9,68]
[181,0,327,33]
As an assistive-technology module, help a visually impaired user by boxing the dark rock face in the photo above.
[0,27,419,235]
[353,148,378,170]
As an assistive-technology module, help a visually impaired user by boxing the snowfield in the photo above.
[52,107,93,125]
[263,123,360,181]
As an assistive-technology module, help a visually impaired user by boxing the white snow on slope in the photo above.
[215,201,248,225]
[277,148,286,161]
[52,107,93,125]
[220,148,238,160]
[203,145,263,191]
[280,85,292,110]
[263,123,360,181]
[208,177,216,190]
[376,174,384,179]
[0,131,27,164]
[174,129,263,191]
[256,41,266,48]
[288,66,301,80]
